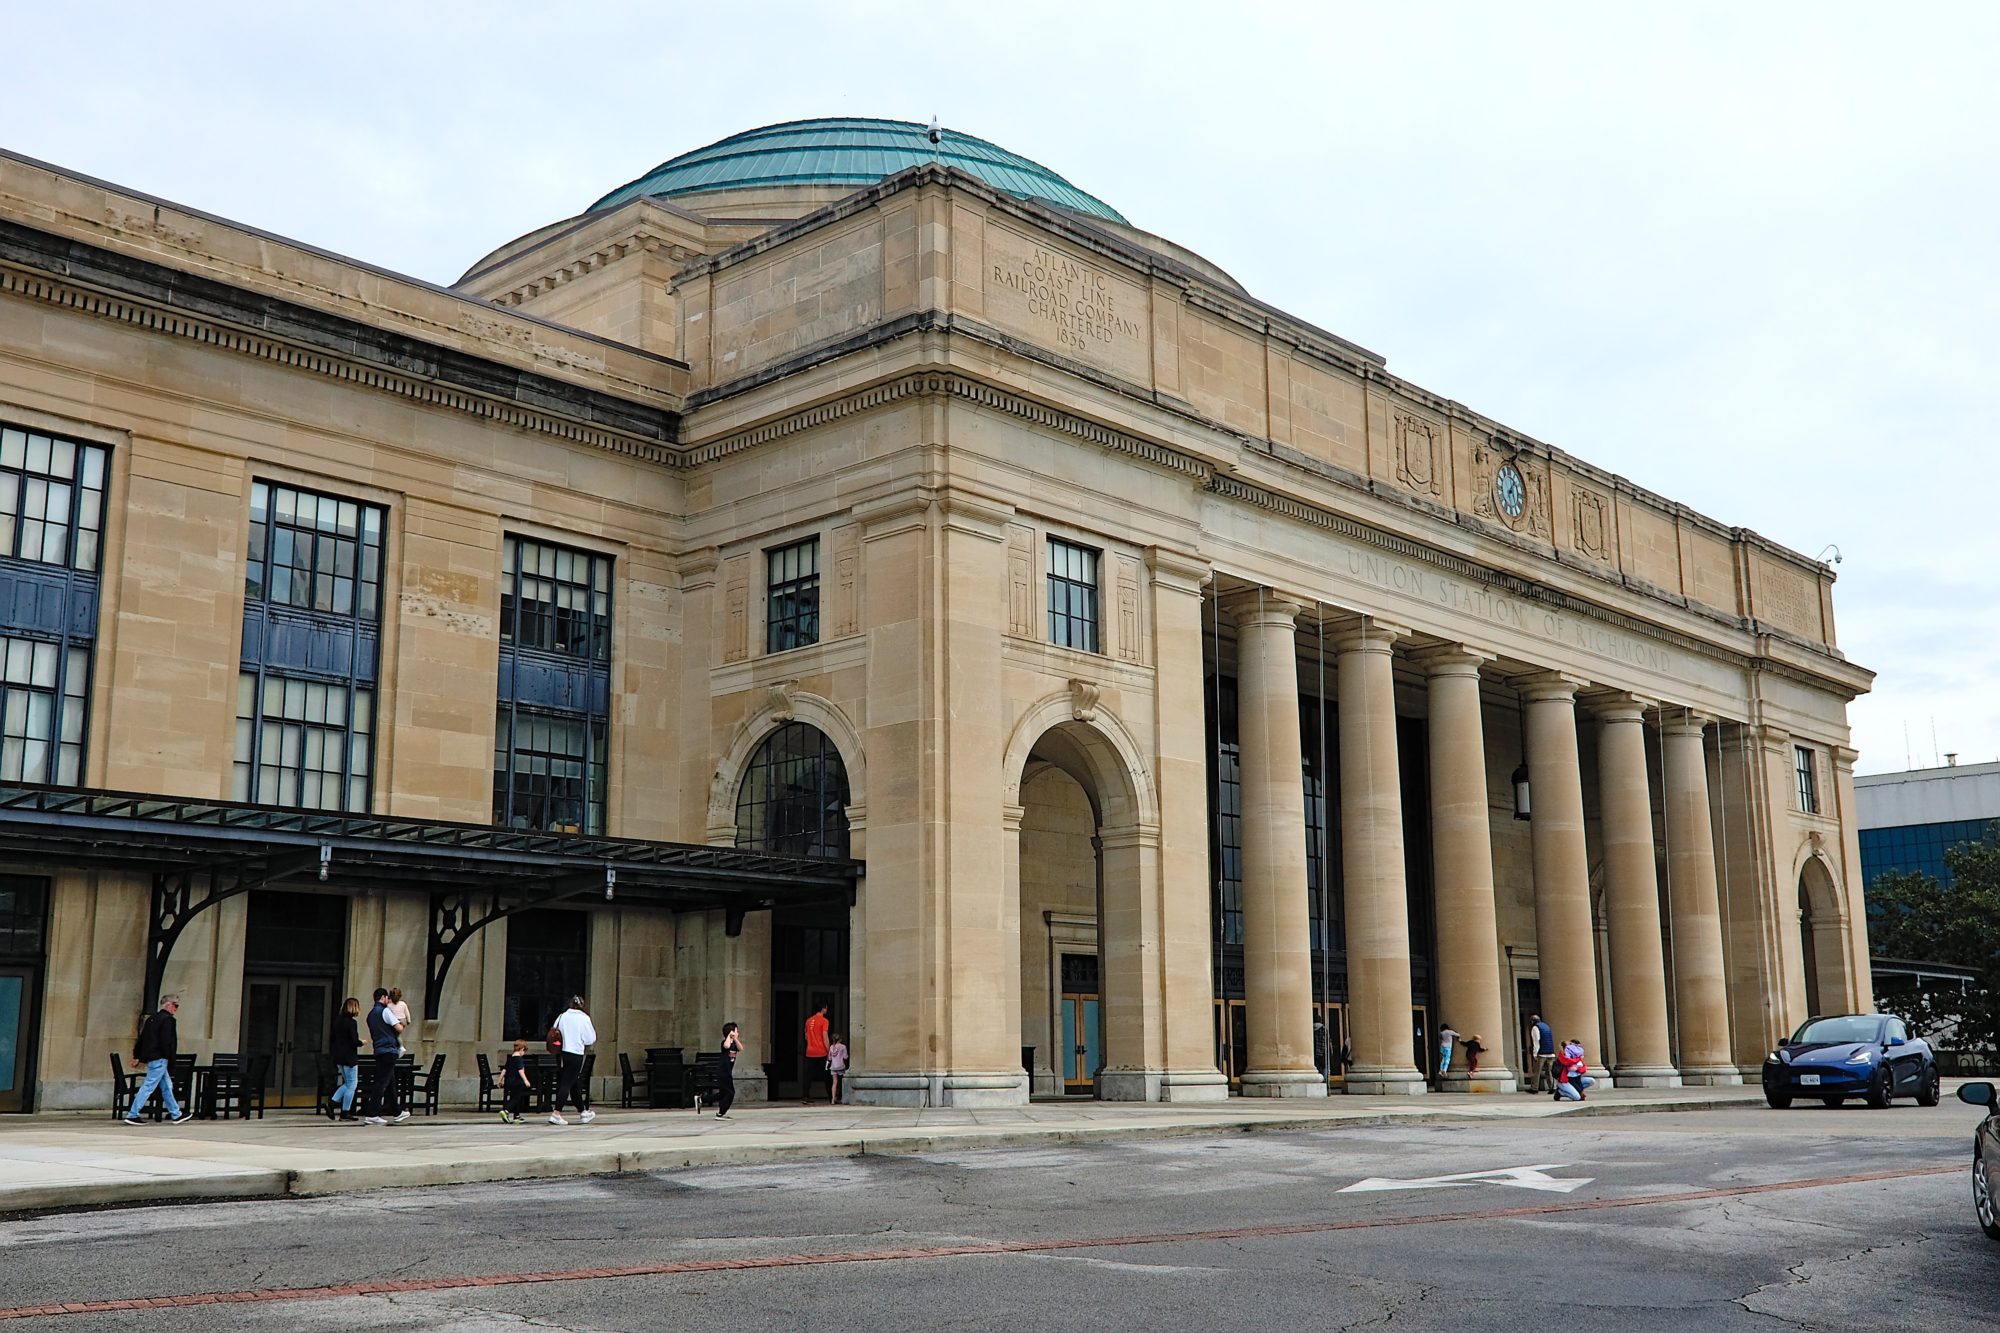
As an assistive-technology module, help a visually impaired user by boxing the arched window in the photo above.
[735,722,850,858]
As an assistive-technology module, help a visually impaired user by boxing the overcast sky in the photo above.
[6,2,1992,775]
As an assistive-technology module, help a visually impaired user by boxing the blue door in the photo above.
[0,969,30,1112]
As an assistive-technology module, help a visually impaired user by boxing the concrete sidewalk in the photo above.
[0,1083,1768,1215]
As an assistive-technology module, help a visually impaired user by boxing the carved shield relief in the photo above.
[1395,413,1443,498]
[1570,488,1611,562]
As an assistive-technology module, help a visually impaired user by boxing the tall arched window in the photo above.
[735,722,851,858]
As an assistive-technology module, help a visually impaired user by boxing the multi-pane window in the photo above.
[501,536,611,661]
[493,709,606,835]
[494,536,613,835]
[735,722,850,859]
[0,426,107,572]
[0,424,108,789]
[232,673,372,810]
[236,480,384,813]
[1795,745,1820,815]
[245,482,382,620]
[766,538,820,654]
[0,636,88,786]
[1047,538,1100,653]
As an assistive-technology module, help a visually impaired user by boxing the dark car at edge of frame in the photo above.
[1959,1081,2000,1242]
[1760,1013,1941,1109]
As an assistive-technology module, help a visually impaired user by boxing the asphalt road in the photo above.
[1,1100,1994,1331]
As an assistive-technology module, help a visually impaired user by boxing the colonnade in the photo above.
[1219,591,1742,1095]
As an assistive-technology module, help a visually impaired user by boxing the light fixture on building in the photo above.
[1511,763,1531,821]
[604,867,617,902]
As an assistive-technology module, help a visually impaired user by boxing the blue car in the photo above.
[1761,1013,1941,1109]
[1957,1082,2000,1241]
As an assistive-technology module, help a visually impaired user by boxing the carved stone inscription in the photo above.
[984,224,1149,380]
[1343,546,1677,678]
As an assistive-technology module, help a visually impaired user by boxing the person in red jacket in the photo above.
[802,1002,831,1105]
[1554,1040,1596,1101]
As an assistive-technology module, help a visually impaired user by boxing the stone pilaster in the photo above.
[1521,672,1607,1079]
[1591,694,1679,1086]
[1337,618,1425,1096]
[1222,590,1324,1098]
[1661,709,1741,1084]
[1147,550,1227,1101]
[1418,646,1514,1092]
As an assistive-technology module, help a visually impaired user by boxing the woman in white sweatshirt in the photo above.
[548,997,598,1125]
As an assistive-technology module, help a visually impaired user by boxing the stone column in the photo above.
[1419,646,1514,1092]
[1591,694,1679,1086]
[1521,672,1607,1079]
[1661,710,1741,1084]
[1225,591,1324,1098]
[1337,618,1425,1095]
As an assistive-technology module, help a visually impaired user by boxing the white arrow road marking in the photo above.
[1338,1164,1593,1194]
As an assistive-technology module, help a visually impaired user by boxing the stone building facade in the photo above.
[0,119,1872,1113]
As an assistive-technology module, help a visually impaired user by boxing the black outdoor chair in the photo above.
[686,1052,725,1111]
[108,1053,142,1121]
[314,1053,338,1118]
[475,1053,498,1112]
[618,1052,648,1108]
[528,1054,559,1111]
[241,1053,270,1119]
[410,1054,447,1116]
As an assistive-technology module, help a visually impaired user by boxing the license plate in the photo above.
[1799,1074,1821,1086]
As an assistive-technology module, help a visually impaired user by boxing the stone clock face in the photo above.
[1494,462,1526,519]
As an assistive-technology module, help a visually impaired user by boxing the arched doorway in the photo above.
[1004,693,1185,1102]
[736,722,852,1099]
[1796,856,1848,1021]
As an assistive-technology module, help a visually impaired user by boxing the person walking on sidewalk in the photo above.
[548,996,597,1125]
[362,987,408,1125]
[715,1021,742,1119]
[500,1039,534,1123]
[328,996,362,1121]
[827,1032,849,1105]
[124,994,192,1125]
[802,1002,831,1104]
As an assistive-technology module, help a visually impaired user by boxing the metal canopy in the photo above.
[0,784,861,1014]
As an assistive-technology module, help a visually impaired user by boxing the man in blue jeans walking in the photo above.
[123,994,193,1125]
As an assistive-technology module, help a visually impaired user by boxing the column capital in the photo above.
[1330,617,1411,654]
[1217,587,1302,628]
[1144,546,1209,593]
[1583,689,1653,723]
[1413,643,1495,677]
[1514,669,1589,704]
[1658,705,1713,737]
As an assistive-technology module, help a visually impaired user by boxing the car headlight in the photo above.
[1767,1051,1782,1063]
[1844,1049,1877,1065]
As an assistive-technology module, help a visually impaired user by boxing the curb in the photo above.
[0,1094,1765,1217]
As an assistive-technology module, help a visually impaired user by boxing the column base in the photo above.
[845,1071,1030,1107]
[1096,1068,1160,1102]
[1343,1065,1428,1096]
[1612,1064,1683,1088]
[1158,1069,1230,1103]
[1439,1069,1518,1094]
[1678,1066,1743,1087]
[1239,1069,1328,1098]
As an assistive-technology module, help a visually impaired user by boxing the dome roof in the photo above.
[587,117,1127,223]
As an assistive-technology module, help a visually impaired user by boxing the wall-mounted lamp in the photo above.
[318,842,333,881]
[604,867,617,902]
[1511,763,1532,821]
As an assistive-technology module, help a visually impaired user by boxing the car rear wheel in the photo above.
[1765,1089,1792,1109]
[1917,1064,1942,1108]
[1975,1153,2000,1241]
[1866,1068,1894,1109]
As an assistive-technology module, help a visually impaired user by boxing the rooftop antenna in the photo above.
[1931,717,1941,768]
[1903,720,1912,770]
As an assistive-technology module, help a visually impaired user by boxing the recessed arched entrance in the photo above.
[1003,691,1174,1101]
[1797,856,1846,1020]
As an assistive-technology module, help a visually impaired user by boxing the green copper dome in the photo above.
[587,117,1127,223]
